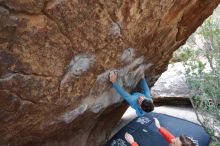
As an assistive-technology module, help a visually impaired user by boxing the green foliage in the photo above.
[210,140,220,146]
[173,13,220,143]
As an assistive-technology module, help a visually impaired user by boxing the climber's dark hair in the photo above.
[180,135,195,146]
[141,99,154,112]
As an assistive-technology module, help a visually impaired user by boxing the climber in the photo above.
[124,118,195,146]
[109,71,154,116]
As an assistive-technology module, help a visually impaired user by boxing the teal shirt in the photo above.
[112,78,152,116]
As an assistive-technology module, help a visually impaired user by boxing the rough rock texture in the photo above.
[151,62,192,106]
[0,0,220,146]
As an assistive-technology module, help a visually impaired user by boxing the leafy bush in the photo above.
[174,14,220,144]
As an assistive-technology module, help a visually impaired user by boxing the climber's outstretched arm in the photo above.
[140,74,151,99]
[112,81,132,104]
[109,71,132,105]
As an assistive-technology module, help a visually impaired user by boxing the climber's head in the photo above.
[138,96,154,112]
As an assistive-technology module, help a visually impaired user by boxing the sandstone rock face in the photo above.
[0,1,219,146]
[151,63,192,105]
